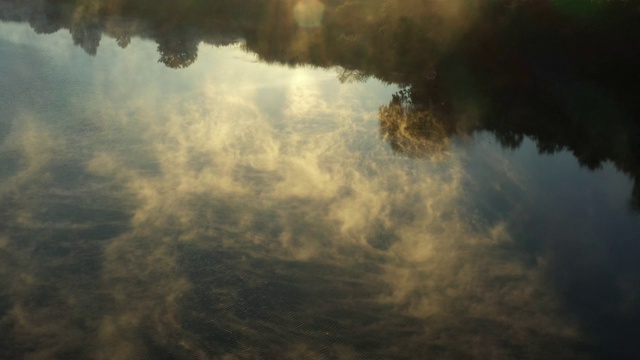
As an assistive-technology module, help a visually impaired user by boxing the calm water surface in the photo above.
[1,1,640,359]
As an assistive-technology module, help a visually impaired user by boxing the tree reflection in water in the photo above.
[1,0,640,359]
[4,0,633,207]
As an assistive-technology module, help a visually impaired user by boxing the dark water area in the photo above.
[1,0,640,359]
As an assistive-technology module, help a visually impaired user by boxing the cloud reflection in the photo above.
[0,27,589,359]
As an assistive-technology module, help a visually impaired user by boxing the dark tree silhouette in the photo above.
[2,1,640,358]
[70,19,102,56]
[156,30,199,69]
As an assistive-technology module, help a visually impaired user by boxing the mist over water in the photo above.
[1,1,640,359]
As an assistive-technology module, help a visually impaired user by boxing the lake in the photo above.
[1,1,640,359]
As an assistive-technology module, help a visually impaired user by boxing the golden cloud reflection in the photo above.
[0,40,586,358]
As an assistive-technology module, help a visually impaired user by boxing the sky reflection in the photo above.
[1,11,639,359]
